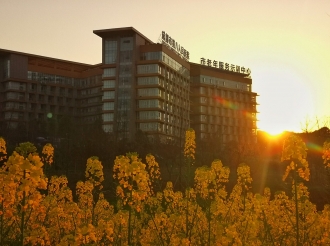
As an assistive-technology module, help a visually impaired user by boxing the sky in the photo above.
[1,0,330,134]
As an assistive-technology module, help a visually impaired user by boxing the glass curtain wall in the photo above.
[102,39,117,133]
[117,37,133,140]
[0,57,10,80]
[104,40,117,64]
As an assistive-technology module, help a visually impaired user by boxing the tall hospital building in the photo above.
[0,27,258,145]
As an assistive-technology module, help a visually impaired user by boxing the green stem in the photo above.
[92,201,95,226]
[167,216,178,244]
[243,187,246,212]
[185,156,192,238]
[208,202,211,246]
[294,176,300,246]
[92,189,98,227]
[224,198,235,222]
[56,215,61,243]
[128,188,132,246]
[2,220,15,243]
[262,210,275,245]
[242,216,250,245]
[0,201,3,246]
[186,192,189,237]
[23,208,33,237]
[150,214,166,246]
[20,193,25,245]
[20,170,26,246]
[188,203,200,242]
[71,213,77,237]
[128,207,131,245]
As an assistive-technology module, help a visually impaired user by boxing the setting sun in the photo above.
[260,128,284,137]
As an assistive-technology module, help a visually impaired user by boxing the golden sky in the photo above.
[1,0,329,134]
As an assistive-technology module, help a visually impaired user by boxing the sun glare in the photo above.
[265,129,284,136]
[259,128,284,139]
[265,128,283,136]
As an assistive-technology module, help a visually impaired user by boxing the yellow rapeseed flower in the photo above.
[184,128,196,160]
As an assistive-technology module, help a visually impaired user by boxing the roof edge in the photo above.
[0,48,98,67]
[93,26,154,44]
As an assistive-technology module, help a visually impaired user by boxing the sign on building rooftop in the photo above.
[161,31,190,61]
[200,57,251,76]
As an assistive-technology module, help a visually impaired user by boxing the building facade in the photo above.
[94,28,190,143]
[0,49,103,132]
[190,62,257,145]
[0,27,257,144]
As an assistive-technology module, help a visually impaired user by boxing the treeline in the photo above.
[1,118,330,209]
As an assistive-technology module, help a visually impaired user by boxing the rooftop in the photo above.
[93,26,154,44]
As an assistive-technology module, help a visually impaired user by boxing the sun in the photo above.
[257,129,284,143]
[258,127,284,139]
[265,128,284,136]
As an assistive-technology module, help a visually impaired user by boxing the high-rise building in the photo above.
[0,27,257,144]
[94,27,190,143]
[190,62,257,145]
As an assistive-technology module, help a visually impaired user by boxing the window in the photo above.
[30,84,37,91]
[103,80,116,88]
[103,68,116,78]
[103,113,114,122]
[138,88,162,97]
[200,115,207,122]
[201,97,207,103]
[5,112,18,119]
[104,40,117,64]
[120,37,133,51]
[139,122,160,131]
[137,64,160,74]
[120,50,133,63]
[2,59,10,79]
[141,51,162,61]
[199,87,206,94]
[6,92,19,99]
[103,91,115,100]
[87,97,99,104]
[137,77,160,86]
[138,99,160,108]
[41,85,46,92]
[119,65,132,75]
[6,81,19,89]
[103,102,114,110]
[103,124,113,132]
[6,102,17,109]
[139,111,161,120]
